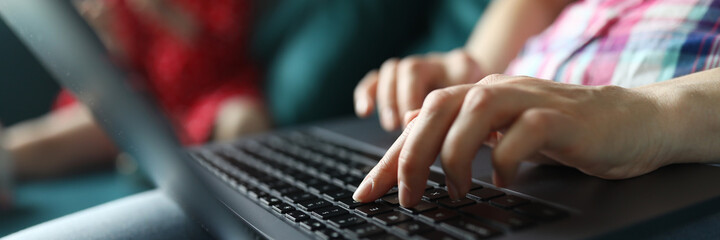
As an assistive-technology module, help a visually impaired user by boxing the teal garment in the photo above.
[0,19,59,126]
[254,0,490,127]
[0,171,151,237]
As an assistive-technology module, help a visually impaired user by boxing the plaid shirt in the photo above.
[505,0,720,87]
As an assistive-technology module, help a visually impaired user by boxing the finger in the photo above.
[396,57,442,119]
[397,85,474,207]
[440,85,549,199]
[353,118,418,202]
[354,70,379,117]
[377,59,400,131]
[403,109,421,127]
[492,108,575,187]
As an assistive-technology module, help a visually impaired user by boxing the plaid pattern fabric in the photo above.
[505,0,720,87]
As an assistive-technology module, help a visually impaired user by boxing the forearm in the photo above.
[638,68,720,164]
[465,0,573,74]
[5,105,117,180]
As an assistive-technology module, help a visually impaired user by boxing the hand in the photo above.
[354,49,485,131]
[213,97,271,141]
[353,74,675,207]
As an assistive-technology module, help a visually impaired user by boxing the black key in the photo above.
[274,186,301,196]
[312,206,347,219]
[460,203,534,229]
[470,183,483,190]
[346,223,385,238]
[272,203,295,214]
[419,208,459,223]
[337,198,367,209]
[316,228,343,240]
[393,221,432,235]
[374,211,412,226]
[355,203,394,217]
[514,202,568,221]
[442,217,500,239]
[285,211,310,222]
[284,192,315,203]
[323,190,353,201]
[298,177,324,189]
[300,219,324,231]
[438,197,475,208]
[381,194,400,205]
[402,201,437,214]
[384,187,399,196]
[259,195,282,206]
[428,171,447,186]
[328,214,366,228]
[311,184,342,194]
[468,188,504,200]
[490,195,530,209]
[298,199,331,211]
[423,188,449,200]
[418,230,459,240]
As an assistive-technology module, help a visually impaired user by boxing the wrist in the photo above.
[641,83,720,165]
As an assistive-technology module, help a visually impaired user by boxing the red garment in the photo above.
[56,0,259,145]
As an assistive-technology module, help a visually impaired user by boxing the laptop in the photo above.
[3,1,720,239]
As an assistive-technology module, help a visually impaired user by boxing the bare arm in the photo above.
[466,0,575,74]
[4,104,117,180]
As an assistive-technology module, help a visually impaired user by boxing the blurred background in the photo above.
[0,0,490,236]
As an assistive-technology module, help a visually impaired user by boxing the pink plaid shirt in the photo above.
[505,0,720,87]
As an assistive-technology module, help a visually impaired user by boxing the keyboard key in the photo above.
[284,211,310,222]
[460,203,534,229]
[381,194,400,205]
[346,223,385,238]
[259,195,282,206]
[438,197,475,208]
[428,171,447,186]
[514,202,568,221]
[311,185,342,194]
[300,219,325,231]
[393,221,432,236]
[419,208,459,223]
[283,192,315,203]
[442,217,500,239]
[316,228,343,240]
[470,182,483,190]
[328,214,366,228]
[490,195,530,209]
[312,206,347,219]
[374,211,412,226]
[298,199,331,211]
[273,186,301,196]
[401,201,437,214]
[337,198,367,209]
[323,190,353,201]
[468,188,505,200]
[418,230,459,240]
[272,203,295,214]
[423,188,449,200]
[355,203,394,217]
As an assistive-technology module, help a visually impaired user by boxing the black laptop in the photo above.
[3,1,720,239]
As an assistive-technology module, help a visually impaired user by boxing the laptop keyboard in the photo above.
[193,131,568,240]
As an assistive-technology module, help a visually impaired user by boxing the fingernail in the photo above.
[399,181,413,207]
[446,179,461,200]
[383,109,397,130]
[356,98,368,115]
[353,178,373,202]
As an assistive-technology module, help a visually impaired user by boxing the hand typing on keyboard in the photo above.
[353,74,690,207]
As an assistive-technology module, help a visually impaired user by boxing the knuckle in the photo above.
[478,74,504,84]
[463,86,494,113]
[521,109,552,130]
[423,89,453,113]
[398,150,420,174]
